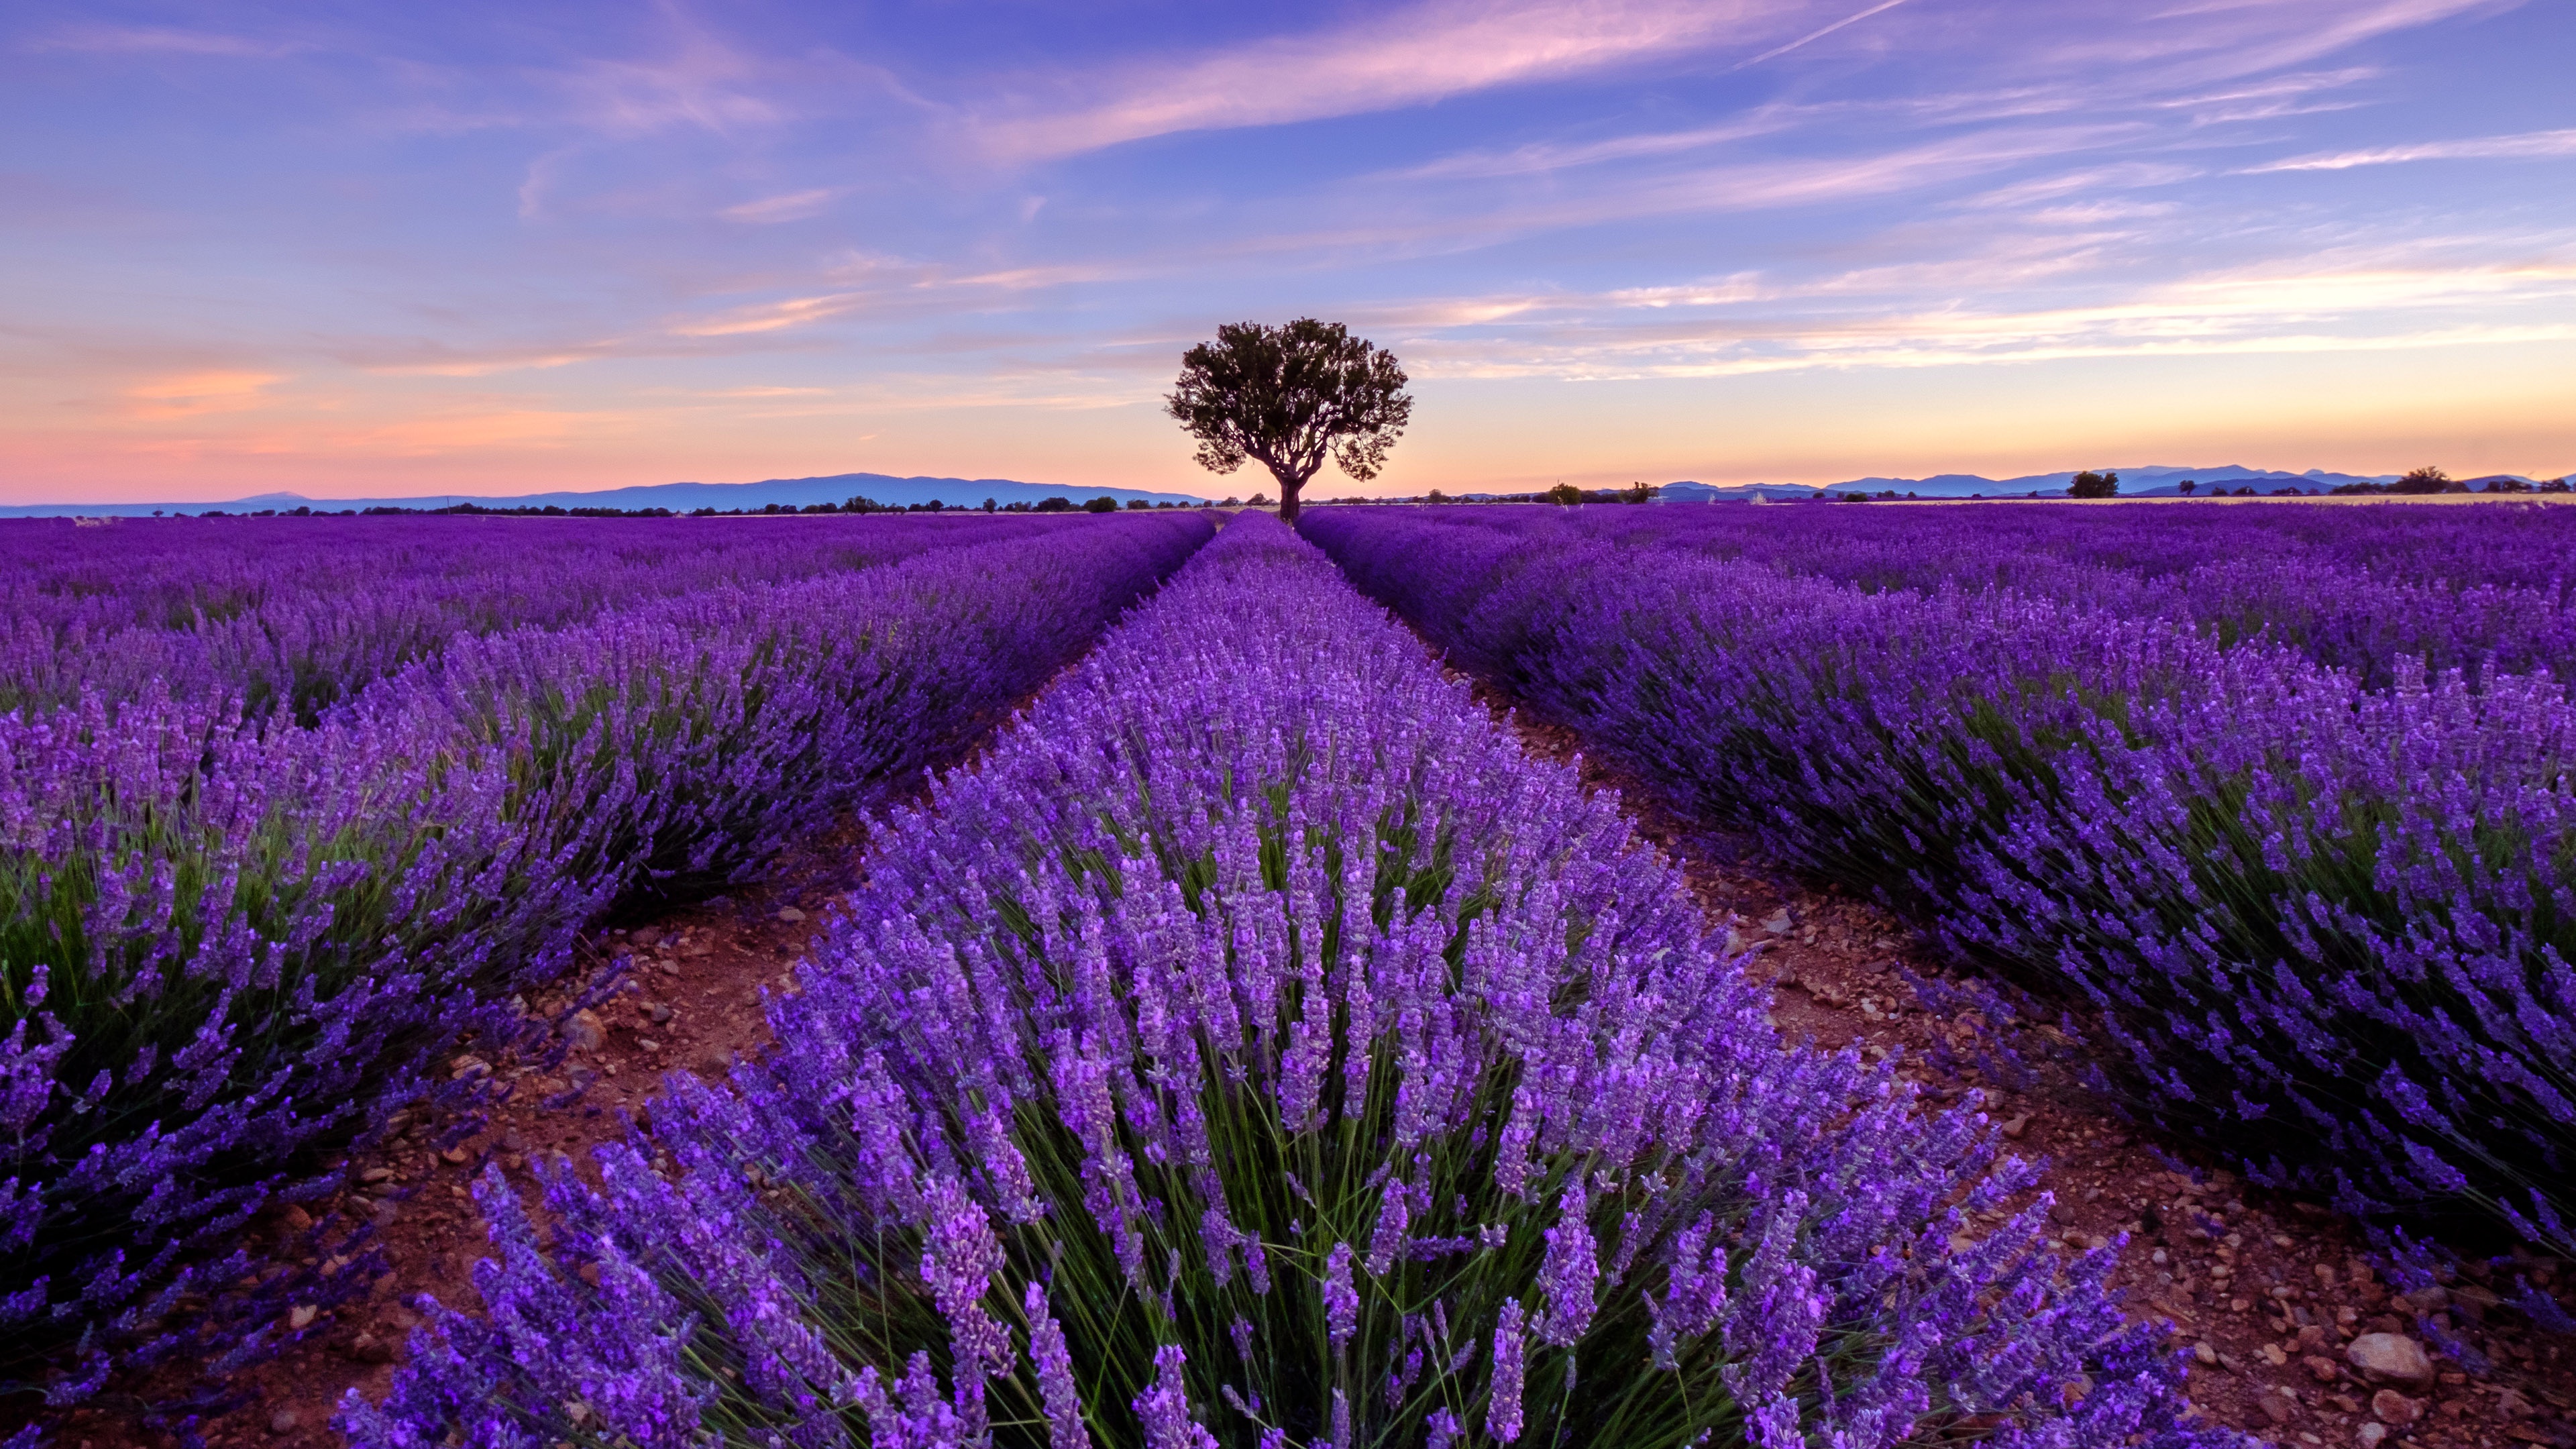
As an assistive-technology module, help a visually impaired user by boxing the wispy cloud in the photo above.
[123,370,284,417]
[1383,114,1801,182]
[720,188,841,223]
[1390,125,2147,244]
[663,256,1144,339]
[2043,0,2508,92]
[1960,162,2205,209]
[2029,199,2183,223]
[2140,62,2383,125]
[341,409,616,454]
[516,147,580,221]
[1442,320,2576,380]
[1727,0,1910,71]
[25,24,307,58]
[1383,257,2576,379]
[971,0,1801,161]
[2239,127,2576,172]
[551,31,784,138]
[2149,66,2381,111]
[669,293,867,337]
[364,348,611,377]
[7,0,2561,496]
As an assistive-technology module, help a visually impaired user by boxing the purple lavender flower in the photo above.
[1133,1344,1219,1449]
[921,1176,1010,1375]
[9,512,1212,1399]
[1024,1281,1090,1449]
[1489,1298,1527,1444]
[1364,1175,1409,1278]
[1304,501,2576,1263]
[1536,1184,1597,1346]
[1322,1241,1360,1350]
[1652,1212,1728,1368]
[338,513,2222,1449]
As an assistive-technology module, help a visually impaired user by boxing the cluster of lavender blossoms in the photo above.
[1304,504,2576,1273]
[1412,498,2576,687]
[1,514,1209,1413]
[346,515,2219,1449]
[0,513,1073,722]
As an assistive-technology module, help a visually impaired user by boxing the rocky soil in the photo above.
[109,870,842,1448]
[50,652,2576,1449]
[1497,700,2576,1449]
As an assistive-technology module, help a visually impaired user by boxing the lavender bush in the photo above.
[345,515,2216,1449]
[1386,501,2576,686]
[1305,506,2576,1264]
[2,515,1210,1413]
[0,514,1079,723]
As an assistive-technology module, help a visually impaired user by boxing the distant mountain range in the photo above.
[1656,464,2565,502]
[9,462,2568,519]
[0,471,1210,519]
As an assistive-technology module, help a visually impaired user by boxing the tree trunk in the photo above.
[1269,464,1309,524]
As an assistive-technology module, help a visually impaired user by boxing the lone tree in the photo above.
[2391,465,2454,495]
[2067,469,2119,499]
[1166,319,1411,523]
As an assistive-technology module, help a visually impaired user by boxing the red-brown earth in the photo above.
[53,671,2576,1449]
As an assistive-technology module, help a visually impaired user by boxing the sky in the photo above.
[3,0,2572,504]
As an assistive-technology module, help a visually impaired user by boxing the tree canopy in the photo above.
[2068,470,2120,499]
[1165,319,1411,522]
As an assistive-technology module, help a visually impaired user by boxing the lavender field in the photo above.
[7,502,2571,1448]
[1307,503,2576,1280]
[1,513,1209,1430]
[345,514,2208,1449]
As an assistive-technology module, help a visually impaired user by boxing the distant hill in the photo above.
[0,471,1210,519]
[1655,465,2436,502]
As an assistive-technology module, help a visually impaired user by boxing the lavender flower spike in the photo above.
[1536,1183,1598,1347]
[1323,1241,1360,1350]
[1489,1298,1527,1444]
[1134,1344,1220,1449]
[1024,1280,1091,1449]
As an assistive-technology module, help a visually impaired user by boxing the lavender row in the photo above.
[1396,502,2576,686]
[1304,507,2576,1272]
[345,513,2218,1449]
[1512,498,2576,592]
[1,514,1211,1412]
[0,514,1083,722]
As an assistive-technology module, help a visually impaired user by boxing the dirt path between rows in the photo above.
[58,734,1040,1448]
[1487,691,2576,1449]
[60,590,2576,1449]
[93,833,871,1449]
